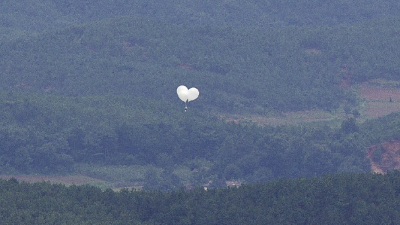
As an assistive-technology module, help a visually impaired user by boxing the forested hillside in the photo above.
[2,0,400,32]
[3,90,400,189]
[2,17,400,113]
[1,0,400,191]
[2,171,400,224]
[1,1,400,113]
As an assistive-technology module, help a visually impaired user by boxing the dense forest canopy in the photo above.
[0,0,400,191]
[2,89,400,189]
[1,16,400,113]
[1,1,400,113]
[2,171,400,224]
[2,0,400,32]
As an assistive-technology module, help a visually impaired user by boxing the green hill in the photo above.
[1,1,400,190]
[2,17,400,113]
[4,89,400,189]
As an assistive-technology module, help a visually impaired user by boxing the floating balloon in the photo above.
[177,85,199,111]
[177,85,189,102]
[187,88,199,102]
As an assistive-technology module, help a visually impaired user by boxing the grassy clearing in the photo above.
[222,79,400,127]
[0,165,152,190]
[74,164,152,189]
[0,164,200,190]
[3,80,400,190]
[251,110,344,126]
[221,108,347,127]
[0,174,111,188]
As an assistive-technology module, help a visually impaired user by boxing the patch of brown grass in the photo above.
[250,110,336,126]
[0,175,107,186]
[360,79,400,118]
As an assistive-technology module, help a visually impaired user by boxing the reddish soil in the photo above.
[362,79,400,173]
[360,87,400,101]
[359,79,400,118]
[367,141,400,174]
[223,79,400,174]
[179,64,194,70]
[305,48,322,54]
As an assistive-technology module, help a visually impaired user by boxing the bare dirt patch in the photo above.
[367,140,400,174]
[360,79,400,173]
[359,79,400,118]
[222,79,400,174]
[222,79,400,126]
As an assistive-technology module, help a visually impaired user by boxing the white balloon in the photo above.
[187,88,199,102]
[177,85,199,102]
[177,85,188,95]
[177,85,189,102]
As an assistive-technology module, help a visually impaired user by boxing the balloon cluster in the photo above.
[177,85,199,112]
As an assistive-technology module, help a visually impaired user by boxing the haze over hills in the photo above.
[1,1,400,191]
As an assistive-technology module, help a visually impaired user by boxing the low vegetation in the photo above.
[3,171,400,224]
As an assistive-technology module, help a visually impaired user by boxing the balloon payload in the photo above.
[177,85,199,111]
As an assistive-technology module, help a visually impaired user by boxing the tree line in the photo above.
[2,171,400,224]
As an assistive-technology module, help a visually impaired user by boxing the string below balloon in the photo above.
[177,85,199,111]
